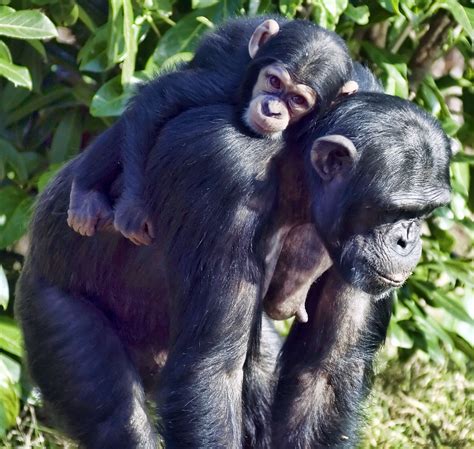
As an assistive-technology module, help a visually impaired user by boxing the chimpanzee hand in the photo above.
[113,197,155,246]
[67,182,114,237]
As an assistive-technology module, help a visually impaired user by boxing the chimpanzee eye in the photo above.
[291,95,308,108]
[268,75,281,90]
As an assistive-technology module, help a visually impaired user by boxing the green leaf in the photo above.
[78,25,110,73]
[0,10,58,40]
[159,52,194,73]
[49,110,82,164]
[279,0,303,17]
[344,4,370,25]
[37,162,63,192]
[0,138,28,182]
[147,2,241,69]
[0,266,8,310]
[4,87,70,126]
[26,39,46,59]
[147,10,208,68]
[312,0,349,30]
[437,1,474,40]
[411,280,474,326]
[382,62,408,98]
[0,39,10,61]
[377,0,399,14]
[452,152,474,164]
[0,354,21,434]
[107,0,126,68]
[0,316,22,357]
[90,75,132,117]
[389,320,414,349]
[0,196,34,249]
[50,0,79,26]
[0,54,31,89]
[0,185,27,218]
[122,0,137,85]
[193,0,219,8]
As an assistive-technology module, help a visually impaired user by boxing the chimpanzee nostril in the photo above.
[397,238,407,249]
[262,100,282,118]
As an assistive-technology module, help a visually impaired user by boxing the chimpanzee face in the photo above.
[243,63,316,138]
[241,18,354,138]
[305,94,452,297]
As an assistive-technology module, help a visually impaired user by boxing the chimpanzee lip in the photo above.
[251,116,284,135]
[370,266,405,286]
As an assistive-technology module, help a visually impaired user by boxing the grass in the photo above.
[1,348,472,448]
[361,350,473,448]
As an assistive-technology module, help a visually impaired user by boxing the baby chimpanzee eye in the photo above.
[291,95,308,108]
[268,75,282,90]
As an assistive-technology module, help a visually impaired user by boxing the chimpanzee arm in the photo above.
[113,69,237,245]
[157,242,263,448]
[272,268,392,448]
[68,68,237,240]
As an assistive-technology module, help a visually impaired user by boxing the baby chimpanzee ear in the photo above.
[339,80,359,96]
[248,19,280,59]
[310,135,358,182]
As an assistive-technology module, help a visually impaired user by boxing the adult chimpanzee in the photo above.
[267,87,450,448]
[263,62,384,323]
[67,16,354,245]
[15,90,451,448]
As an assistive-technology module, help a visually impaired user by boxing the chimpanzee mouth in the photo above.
[252,119,280,136]
[369,266,405,287]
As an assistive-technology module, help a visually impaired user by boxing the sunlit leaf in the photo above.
[389,321,414,348]
[0,317,22,357]
[344,4,370,25]
[279,0,303,17]
[437,1,474,40]
[90,74,145,117]
[0,266,8,310]
[0,54,31,89]
[122,0,138,85]
[0,9,57,39]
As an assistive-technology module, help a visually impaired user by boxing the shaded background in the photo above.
[0,0,472,447]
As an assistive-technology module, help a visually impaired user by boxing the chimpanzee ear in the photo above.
[310,135,358,182]
[339,80,359,96]
[248,19,280,59]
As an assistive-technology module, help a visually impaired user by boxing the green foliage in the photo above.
[0,0,472,440]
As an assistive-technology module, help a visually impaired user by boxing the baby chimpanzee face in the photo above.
[244,63,316,138]
[240,19,356,139]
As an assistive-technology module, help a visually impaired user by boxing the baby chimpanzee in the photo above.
[67,16,355,245]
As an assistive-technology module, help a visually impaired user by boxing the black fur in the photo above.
[15,92,451,448]
[70,16,352,241]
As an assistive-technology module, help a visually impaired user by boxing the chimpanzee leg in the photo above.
[156,265,261,448]
[271,268,392,449]
[15,277,156,449]
[243,314,281,449]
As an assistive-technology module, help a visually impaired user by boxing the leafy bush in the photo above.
[0,0,472,440]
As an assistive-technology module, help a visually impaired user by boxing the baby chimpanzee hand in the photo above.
[67,182,114,237]
[113,197,155,246]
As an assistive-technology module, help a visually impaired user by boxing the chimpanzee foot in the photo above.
[67,186,114,237]
[113,200,155,246]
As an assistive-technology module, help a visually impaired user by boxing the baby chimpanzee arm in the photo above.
[68,68,236,242]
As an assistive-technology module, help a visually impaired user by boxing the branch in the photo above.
[409,11,454,91]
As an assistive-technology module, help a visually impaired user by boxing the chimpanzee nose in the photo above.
[262,99,282,118]
[394,221,419,255]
